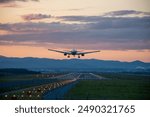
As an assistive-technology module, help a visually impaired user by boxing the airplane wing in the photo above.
[77,50,100,55]
[48,49,66,54]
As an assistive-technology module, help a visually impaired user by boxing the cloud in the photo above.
[103,10,150,17]
[88,17,150,29]
[0,30,149,50]
[57,15,150,30]
[57,10,150,23]
[0,0,39,3]
[0,0,39,7]
[57,15,101,23]
[0,12,150,50]
[21,14,51,21]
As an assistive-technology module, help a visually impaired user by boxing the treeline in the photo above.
[0,68,40,76]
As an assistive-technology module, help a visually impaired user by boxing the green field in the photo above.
[64,74,150,100]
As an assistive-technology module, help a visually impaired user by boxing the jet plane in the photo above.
[48,49,100,58]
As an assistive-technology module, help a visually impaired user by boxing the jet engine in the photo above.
[64,53,67,56]
[81,54,85,56]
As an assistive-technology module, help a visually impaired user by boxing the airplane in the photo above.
[48,49,100,58]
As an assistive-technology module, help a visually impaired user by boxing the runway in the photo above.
[0,73,107,100]
[52,73,107,80]
[43,73,107,100]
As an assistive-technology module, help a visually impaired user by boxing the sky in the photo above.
[0,0,150,62]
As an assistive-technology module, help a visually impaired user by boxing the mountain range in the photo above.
[0,56,150,72]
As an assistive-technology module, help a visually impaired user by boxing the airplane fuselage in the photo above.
[71,50,77,55]
[48,48,100,58]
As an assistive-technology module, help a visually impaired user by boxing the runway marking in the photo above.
[89,73,108,80]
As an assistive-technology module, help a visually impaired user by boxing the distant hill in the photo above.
[0,56,150,72]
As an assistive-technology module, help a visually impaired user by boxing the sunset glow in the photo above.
[0,0,150,62]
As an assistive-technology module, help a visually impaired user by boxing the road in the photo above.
[0,73,107,100]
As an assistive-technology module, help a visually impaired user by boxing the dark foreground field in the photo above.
[0,70,150,100]
[0,69,70,99]
[64,73,150,100]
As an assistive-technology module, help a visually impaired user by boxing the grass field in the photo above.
[64,73,150,100]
